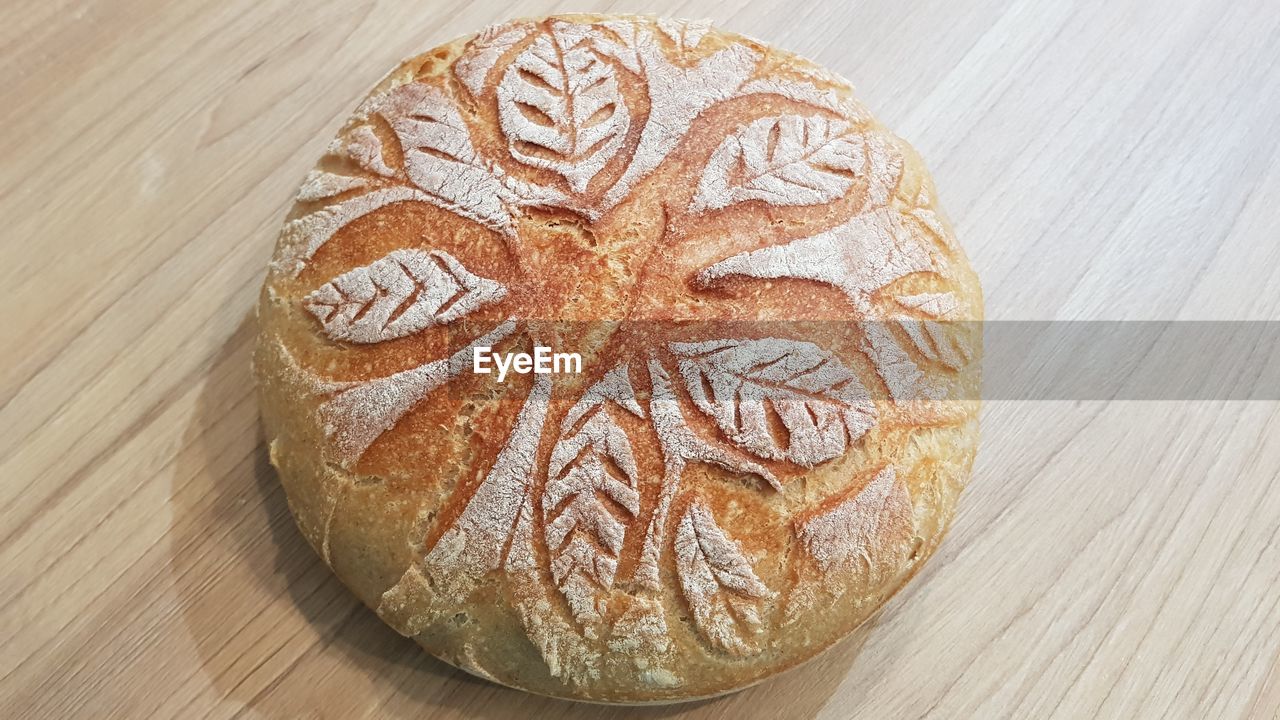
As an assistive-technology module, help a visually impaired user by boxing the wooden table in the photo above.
[3,0,1279,717]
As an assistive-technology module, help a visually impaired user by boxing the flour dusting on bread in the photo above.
[255,13,981,703]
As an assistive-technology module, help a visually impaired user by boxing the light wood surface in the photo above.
[3,0,1279,718]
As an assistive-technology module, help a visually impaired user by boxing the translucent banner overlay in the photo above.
[445,320,1280,401]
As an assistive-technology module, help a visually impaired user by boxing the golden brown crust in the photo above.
[255,13,982,703]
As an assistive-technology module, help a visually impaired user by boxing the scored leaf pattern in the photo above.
[786,465,914,622]
[384,83,568,237]
[455,21,536,97]
[695,208,930,305]
[599,33,761,210]
[271,18,975,678]
[689,114,886,213]
[343,124,396,177]
[795,466,912,577]
[377,373,552,636]
[295,170,367,202]
[273,86,569,276]
[695,209,937,402]
[303,249,506,344]
[895,292,957,318]
[275,186,430,278]
[671,338,877,466]
[636,358,777,595]
[674,498,773,656]
[543,365,645,633]
[656,17,711,52]
[294,125,394,203]
[315,320,515,466]
[893,292,972,370]
[497,23,630,193]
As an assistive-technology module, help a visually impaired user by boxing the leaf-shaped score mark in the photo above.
[795,465,912,581]
[455,21,536,98]
[303,249,506,344]
[294,125,398,203]
[783,465,914,623]
[543,366,645,632]
[694,209,937,403]
[342,124,397,177]
[294,320,515,467]
[689,114,895,214]
[671,338,876,467]
[294,124,400,204]
[497,23,630,194]
[893,292,973,370]
[385,83,568,238]
[274,83,573,277]
[295,170,368,202]
[656,17,712,52]
[675,498,773,656]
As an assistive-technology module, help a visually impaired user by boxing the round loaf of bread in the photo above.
[255,13,982,703]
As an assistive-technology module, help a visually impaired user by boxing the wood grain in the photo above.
[2,0,1279,718]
